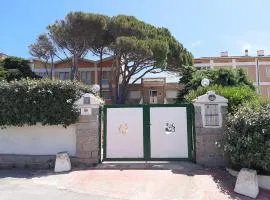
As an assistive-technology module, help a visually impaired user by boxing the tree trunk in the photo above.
[42,60,49,78]
[116,81,129,104]
[71,55,77,80]
[50,55,54,80]
[110,57,120,104]
[114,76,119,104]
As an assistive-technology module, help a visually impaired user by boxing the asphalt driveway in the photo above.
[0,162,269,200]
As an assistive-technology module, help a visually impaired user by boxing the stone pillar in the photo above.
[193,91,228,167]
[72,107,100,166]
[72,93,103,167]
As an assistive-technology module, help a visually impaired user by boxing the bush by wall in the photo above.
[224,102,270,174]
[184,85,259,113]
[0,79,93,127]
[177,67,255,101]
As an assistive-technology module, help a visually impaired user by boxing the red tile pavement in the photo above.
[31,163,270,200]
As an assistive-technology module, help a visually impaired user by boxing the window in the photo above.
[102,91,111,100]
[102,71,110,79]
[59,72,70,80]
[101,79,109,85]
[38,72,48,78]
[80,71,91,85]
[204,104,219,126]
[101,71,110,86]
[265,67,270,77]
[197,66,210,70]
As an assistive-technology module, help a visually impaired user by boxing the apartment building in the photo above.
[31,57,180,104]
[194,50,270,97]
[31,57,113,101]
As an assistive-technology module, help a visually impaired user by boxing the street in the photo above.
[0,162,269,200]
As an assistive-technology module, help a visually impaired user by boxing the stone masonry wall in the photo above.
[72,107,100,166]
[195,106,228,167]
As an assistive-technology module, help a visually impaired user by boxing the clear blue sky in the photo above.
[1,0,270,59]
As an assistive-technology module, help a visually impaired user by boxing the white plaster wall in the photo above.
[106,108,144,158]
[0,125,76,156]
[166,90,178,99]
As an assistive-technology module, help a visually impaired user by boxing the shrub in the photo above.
[177,67,255,101]
[224,103,270,174]
[0,78,93,127]
[0,56,39,81]
[184,85,259,113]
[0,66,6,80]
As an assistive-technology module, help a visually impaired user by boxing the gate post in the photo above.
[72,93,103,166]
[193,91,228,167]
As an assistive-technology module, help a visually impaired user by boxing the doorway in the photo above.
[149,90,158,104]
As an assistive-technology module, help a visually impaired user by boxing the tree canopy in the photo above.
[37,12,193,103]
[29,34,57,79]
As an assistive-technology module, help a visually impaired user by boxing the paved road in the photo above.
[0,162,269,200]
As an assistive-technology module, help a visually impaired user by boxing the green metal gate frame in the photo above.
[102,104,195,162]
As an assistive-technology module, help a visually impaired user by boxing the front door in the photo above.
[149,90,158,104]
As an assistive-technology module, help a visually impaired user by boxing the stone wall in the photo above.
[195,106,228,167]
[72,107,100,167]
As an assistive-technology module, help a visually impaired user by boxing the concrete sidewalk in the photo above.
[0,162,270,200]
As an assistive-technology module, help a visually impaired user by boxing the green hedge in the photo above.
[224,102,270,174]
[184,85,259,113]
[0,79,93,127]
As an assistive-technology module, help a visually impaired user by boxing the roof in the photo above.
[30,55,115,64]
[195,55,270,59]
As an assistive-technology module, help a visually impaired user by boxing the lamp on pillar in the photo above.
[92,84,100,94]
[201,78,210,87]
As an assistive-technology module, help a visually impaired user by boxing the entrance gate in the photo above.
[102,104,195,161]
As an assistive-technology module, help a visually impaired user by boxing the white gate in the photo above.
[103,104,194,161]
[150,107,189,158]
[105,107,144,159]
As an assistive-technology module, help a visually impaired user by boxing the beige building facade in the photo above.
[194,50,270,98]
